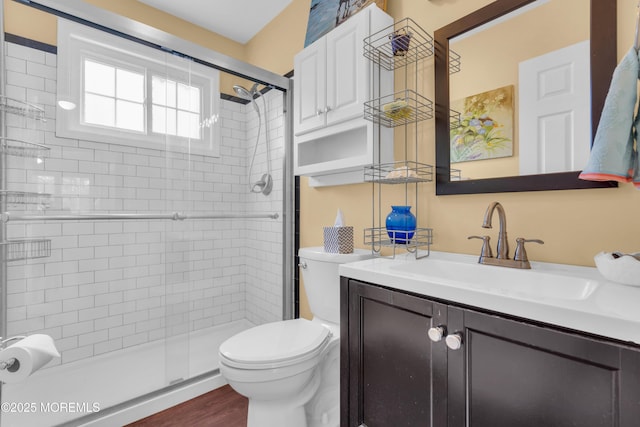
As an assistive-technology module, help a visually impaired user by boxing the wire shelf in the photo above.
[449,49,461,74]
[0,96,46,122]
[364,227,432,259]
[450,109,461,130]
[364,161,433,184]
[364,89,433,128]
[0,138,50,159]
[364,17,433,71]
[1,238,52,262]
[0,191,52,208]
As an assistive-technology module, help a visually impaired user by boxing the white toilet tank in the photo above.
[298,247,372,325]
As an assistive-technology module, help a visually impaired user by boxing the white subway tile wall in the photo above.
[3,42,285,366]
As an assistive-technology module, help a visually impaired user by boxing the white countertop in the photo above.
[339,251,640,346]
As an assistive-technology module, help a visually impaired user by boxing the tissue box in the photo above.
[323,226,354,254]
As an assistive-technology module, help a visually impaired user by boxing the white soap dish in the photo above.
[594,251,640,287]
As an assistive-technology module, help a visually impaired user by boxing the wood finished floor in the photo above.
[126,385,248,427]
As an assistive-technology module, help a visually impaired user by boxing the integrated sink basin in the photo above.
[390,257,600,301]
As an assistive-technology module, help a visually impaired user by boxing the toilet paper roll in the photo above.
[0,334,60,384]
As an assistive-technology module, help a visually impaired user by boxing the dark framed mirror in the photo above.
[434,0,618,195]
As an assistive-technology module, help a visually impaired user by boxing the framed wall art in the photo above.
[450,85,514,163]
[304,0,387,47]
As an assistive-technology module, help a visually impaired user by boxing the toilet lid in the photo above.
[219,319,331,367]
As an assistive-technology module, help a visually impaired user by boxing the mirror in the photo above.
[434,0,618,194]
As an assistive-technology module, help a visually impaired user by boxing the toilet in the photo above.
[218,246,372,427]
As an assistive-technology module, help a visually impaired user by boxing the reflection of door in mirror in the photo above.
[449,0,589,180]
[519,41,590,175]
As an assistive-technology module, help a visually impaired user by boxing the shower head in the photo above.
[233,83,261,113]
[233,83,258,100]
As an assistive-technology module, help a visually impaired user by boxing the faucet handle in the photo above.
[514,238,544,262]
[468,235,493,259]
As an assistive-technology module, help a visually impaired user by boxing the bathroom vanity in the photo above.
[339,252,640,427]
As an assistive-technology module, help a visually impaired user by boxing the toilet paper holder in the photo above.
[0,336,26,370]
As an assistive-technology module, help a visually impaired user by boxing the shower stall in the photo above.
[0,1,294,426]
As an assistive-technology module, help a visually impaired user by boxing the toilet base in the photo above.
[247,399,307,427]
[245,368,321,427]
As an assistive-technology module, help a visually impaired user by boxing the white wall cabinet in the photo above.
[294,4,393,187]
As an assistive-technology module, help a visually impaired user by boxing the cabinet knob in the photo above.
[445,333,463,350]
[427,326,446,342]
[358,424,368,427]
[316,109,323,116]
[324,106,332,113]
[298,261,307,269]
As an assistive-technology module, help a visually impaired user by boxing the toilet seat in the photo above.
[219,319,331,370]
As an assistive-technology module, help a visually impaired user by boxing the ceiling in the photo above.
[138,0,294,44]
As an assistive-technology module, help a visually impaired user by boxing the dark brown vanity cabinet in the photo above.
[340,278,640,427]
[341,278,448,427]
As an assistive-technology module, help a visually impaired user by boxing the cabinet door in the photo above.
[294,38,326,135]
[447,307,640,427]
[325,14,367,128]
[342,279,448,427]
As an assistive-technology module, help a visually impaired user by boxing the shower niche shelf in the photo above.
[1,238,52,262]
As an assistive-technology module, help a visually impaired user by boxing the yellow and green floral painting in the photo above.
[450,85,514,163]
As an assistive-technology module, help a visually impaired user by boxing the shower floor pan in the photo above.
[1,320,253,427]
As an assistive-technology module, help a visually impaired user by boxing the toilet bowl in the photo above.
[218,247,372,427]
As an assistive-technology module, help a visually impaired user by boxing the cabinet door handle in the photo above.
[445,333,463,350]
[298,261,307,269]
[324,106,332,113]
[427,326,446,342]
[316,109,324,116]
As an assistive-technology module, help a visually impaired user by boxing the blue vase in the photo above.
[385,205,416,244]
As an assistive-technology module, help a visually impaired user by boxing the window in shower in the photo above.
[56,18,221,157]
[83,59,145,132]
[151,75,202,139]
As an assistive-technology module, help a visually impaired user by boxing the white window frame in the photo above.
[56,18,221,157]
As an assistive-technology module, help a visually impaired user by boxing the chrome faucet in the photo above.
[469,202,544,269]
